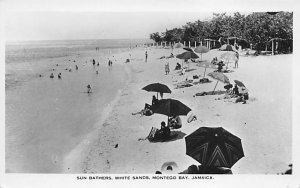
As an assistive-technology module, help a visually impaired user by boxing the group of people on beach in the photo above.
[215,83,248,104]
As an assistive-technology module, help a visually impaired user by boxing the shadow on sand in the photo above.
[150,131,186,143]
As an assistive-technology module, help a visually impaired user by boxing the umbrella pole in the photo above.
[203,67,206,78]
[157,92,158,99]
[212,80,219,95]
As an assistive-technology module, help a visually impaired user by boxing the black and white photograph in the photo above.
[0,0,299,187]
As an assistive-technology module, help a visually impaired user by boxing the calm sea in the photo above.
[5,39,150,173]
[5,39,151,89]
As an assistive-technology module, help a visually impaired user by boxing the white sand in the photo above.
[64,47,292,174]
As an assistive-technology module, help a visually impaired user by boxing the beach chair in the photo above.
[146,127,159,142]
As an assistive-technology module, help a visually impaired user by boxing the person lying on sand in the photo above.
[215,84,234,100]
[174,82,193,89]
[132,95,160,116]
[166,53,174,59]
[159,56,166,59]
[216,84,249,104]
[132,103,154,116]
[194,90,227,97]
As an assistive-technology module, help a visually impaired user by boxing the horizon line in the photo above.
[6,38,154,43]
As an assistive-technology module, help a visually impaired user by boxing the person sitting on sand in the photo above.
[235,87,248,104]
[180,68,186,76]
[97,62,100,66]
[156,121,171,140]
[87,84,92,93]
[211,57,218,65]
[175,63,181,70]
[75,65,78,70]
[233,84,240,96]
[96,71,99,75]
[168,116,182,129]
[50,73,54,78]
[217,61,225,72]
[58,73,61,79]
[152,95,159,106]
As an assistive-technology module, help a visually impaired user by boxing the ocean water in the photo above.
[5,39,151,89]
[5,39,148,173]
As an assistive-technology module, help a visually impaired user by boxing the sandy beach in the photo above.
[58,47,292,174]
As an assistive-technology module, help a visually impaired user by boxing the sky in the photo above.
[5,11,214,41]
[2,0,294,41]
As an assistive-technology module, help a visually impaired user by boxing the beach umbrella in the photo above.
[208,72,230,94]
[174,42,184,54]
[195,46,209,61]
[196,61,217,78]
[220,52,238,66]
[183,47,194,52]
[185,127,244,168]
[219,44,235,51]
[176,51,200,69]
[142,83,171,98]
[234,80,246,88]
[152,98,191,117]
[176,51,199,60]
[174,43,184,48]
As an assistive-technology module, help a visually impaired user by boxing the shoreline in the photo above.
[5,46,134,173]
[62,56,134,173]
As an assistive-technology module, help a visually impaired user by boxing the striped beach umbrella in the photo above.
[185,127,244,168]
[208,72,230,94]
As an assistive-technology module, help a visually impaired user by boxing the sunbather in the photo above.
[175,63,181,70]
[132,103,153,116]
[155,121,171,140]
[168,116,182,129]
[152,95,159,106]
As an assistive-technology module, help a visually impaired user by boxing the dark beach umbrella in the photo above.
[177,51,199,60]
[142,83,171,98]
[234,80,246,88]
[185,127,244,168]
[183,47,194,52]
[152,98,191,117]
[195,46,209,61]
[220,44,235,51]
[208,72,230,94]
[176,51,200,69]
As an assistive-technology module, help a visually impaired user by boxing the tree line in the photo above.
[150,12,293,53]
